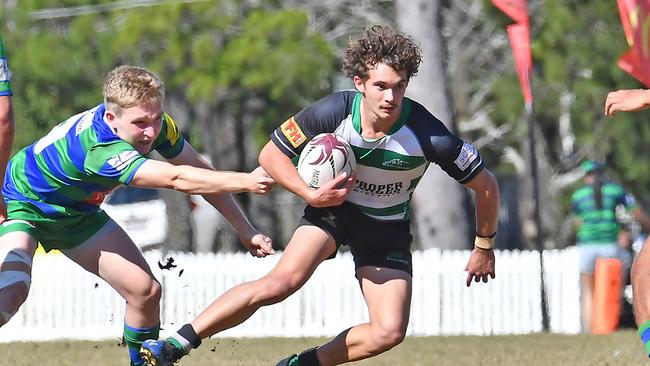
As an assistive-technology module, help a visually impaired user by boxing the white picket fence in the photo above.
[0,247,581,342]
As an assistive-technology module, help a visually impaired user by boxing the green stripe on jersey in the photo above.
[351,92,411,136]
[572,182,631,243]
[573,184,624,200]
[9,151,41,201]
[353,201,409,218]
[407,174,424,191]
[351,146,426,171]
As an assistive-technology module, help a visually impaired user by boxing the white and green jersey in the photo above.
[2,104,184,218]
[0,34,12,96]
[271,90,484,221]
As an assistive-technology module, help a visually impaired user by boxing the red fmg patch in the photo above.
[280,117,307,148]
[85,189,113,206]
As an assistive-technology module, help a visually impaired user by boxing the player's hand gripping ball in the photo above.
[297,133,356,189]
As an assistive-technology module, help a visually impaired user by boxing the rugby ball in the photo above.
[297,133,356,189]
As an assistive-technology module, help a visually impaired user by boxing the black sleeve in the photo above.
[409,102,484,184]
[270,91,353,158]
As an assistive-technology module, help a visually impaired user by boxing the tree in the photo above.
[394,0,472,250]
[445,0,650,248]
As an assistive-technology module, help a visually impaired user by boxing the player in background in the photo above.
[140,25,499,366]
[571,160,650,333]
[0,65,275,366]
[605,88,650,356]
[0,35,15,222]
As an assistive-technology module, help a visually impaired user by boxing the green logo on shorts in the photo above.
[386,251,409,264]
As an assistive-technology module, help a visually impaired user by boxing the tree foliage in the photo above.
[3,0,649,250]
[1,0,336,251]
[3,0,335,149]
[451,0,650,246]
[480,0,650,193]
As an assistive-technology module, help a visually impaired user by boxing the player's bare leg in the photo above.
[64,219,161,365]
[314,267,411,365]
[633,238,650,325]
[580,272,594,333]
[192,225,335,336]
[140,225,336,366]
[632,237,650,357]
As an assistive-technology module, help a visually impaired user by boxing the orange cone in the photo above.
[592,257,622,334]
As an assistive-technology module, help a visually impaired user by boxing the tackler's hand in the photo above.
[247,166,276,195]
[240,230,274,258]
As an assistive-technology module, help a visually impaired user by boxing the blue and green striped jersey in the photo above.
[0,34,11,96]
[2,104,184,218]
[571,182,636,244]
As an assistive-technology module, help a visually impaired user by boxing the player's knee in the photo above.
[142,279,162,307]
[127,278,162,309]
[369,323,407,352]
[257,273,303,304]
[148,280,162,305]
[370,329,406,352]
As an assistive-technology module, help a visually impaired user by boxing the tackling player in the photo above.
[0,65,275,366]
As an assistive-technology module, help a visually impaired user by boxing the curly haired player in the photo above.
[141,25,499,366]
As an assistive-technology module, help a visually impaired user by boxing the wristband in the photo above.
[476,232,497,239]
[474,235,494,250]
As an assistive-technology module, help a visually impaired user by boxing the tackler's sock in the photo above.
[124,323,160,366]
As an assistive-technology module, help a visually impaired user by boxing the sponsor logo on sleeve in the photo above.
[454,142,478,171]
[107,150,140,171]
[280,117,307,148]
[0,59,9,82]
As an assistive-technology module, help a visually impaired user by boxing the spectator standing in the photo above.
[571,160,650,333]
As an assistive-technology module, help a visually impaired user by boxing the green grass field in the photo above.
[0,330,645,366]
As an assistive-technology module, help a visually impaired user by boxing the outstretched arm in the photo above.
[130,157,272,195]
[462,169,500,287]
[131,143,275,257]
[605,89,650,116]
